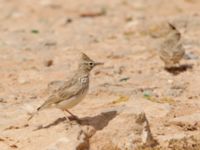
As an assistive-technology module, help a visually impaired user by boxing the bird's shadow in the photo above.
[165,64,193,75]
[34,110,117,131]
[80,110,117,130]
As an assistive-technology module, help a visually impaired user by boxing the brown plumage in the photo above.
[158,23,185,68]
[28,52,103,121]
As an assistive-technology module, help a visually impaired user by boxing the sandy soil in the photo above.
[1,0,200,149]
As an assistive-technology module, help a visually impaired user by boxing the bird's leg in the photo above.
[27,111,38,121]
[64,109,80,121]
[65,109,76,117]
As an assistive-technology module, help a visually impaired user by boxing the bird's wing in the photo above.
[160,30,181,48]
[48,78,75,91]
[173,43,185,59]
[48,80,68,87]
[38,80,81,110]
[47,80,69,93]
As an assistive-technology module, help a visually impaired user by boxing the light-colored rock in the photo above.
[0,106,90,150]
[90,110,157,150]
[170,113,200,131]
[47,125,89,150]
[170,112,200,124]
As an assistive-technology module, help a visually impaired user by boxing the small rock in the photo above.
[124,20,139,34]
[44,42,57,47]
[114,66,125,75]
[44,60,53,67]
[66,18,72,24]
[0,98,6,103]
[184,51,199,60]
[18,77,29,84]
[167,79,174,84]
[170,113,200,130]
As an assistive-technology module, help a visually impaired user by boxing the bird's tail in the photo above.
[27,101,48,120]
[37,106,42,111]
[37,103,47,111]
[27,106,41,121]
[27,112,37,121]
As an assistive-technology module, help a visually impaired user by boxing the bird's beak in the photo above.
[94,62,104,66]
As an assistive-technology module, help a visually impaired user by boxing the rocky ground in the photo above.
[1,0,200,149]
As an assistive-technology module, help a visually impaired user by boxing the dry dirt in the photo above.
[1,0,200,150]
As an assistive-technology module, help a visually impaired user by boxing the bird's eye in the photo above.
[89,62,93,66]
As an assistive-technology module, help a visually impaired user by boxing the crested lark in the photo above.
[28,52,103,121]
[159,23,185,69]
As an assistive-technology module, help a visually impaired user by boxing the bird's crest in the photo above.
[80,52,94,63]
[168,22,177,31]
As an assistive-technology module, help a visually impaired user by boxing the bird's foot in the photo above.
[68,115,81,124]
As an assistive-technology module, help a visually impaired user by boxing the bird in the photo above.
[28,52,103,121]
[158,23,185,69]
[47,80,68,94]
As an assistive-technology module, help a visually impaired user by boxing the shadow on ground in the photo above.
[165,64,193,75]
[35,110,118,131]
[80,110,117,130]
